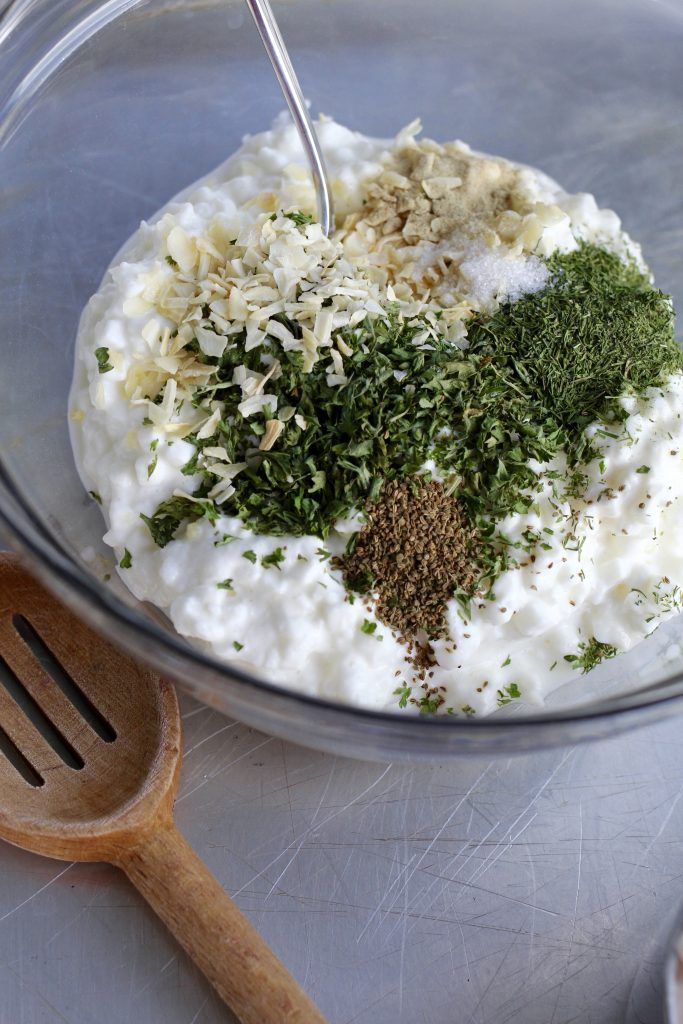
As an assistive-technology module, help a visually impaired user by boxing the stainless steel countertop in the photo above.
[1,695,681,1024]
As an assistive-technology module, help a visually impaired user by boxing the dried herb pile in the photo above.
[335,479,481,639]
[141,235,681,624]
[465,245,680,433]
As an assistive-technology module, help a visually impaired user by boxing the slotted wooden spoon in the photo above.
[0,553,326,1024]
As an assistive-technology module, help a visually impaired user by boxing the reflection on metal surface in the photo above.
[675,934,683,1022]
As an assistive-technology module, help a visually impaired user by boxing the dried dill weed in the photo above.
[336,478,482,642]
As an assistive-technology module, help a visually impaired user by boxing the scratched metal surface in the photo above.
[2,0,683,1020]
[0,695,682,1024]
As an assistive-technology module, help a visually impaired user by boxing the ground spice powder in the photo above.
[361,140,525,245]
[336,478,481,640]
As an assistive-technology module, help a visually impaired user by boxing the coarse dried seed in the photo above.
[335,478,482,643]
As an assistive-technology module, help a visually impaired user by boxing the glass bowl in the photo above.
[2,0,683,761]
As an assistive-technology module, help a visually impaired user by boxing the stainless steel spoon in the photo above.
[245,0,334,235]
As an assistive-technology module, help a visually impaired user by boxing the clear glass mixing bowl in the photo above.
[2,0,683,761]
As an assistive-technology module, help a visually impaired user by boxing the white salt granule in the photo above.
[459,244,549,308]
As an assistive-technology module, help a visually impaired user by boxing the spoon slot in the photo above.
[12,615,117,743]
[0,722,44,787]
[0,652,84,771]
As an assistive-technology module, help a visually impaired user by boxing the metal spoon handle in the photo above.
[245,0,334,235]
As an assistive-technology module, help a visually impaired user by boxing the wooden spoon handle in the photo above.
[116,817,327,1024]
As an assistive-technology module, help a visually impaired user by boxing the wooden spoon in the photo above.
[0,553,326,1024]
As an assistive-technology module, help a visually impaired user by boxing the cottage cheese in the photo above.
[70,116,683,715]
